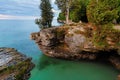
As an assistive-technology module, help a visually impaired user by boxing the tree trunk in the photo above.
[66,0,69,24]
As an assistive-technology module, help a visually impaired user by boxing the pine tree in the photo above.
[87,0,119,25]
[56,0,73,24]
[36,0,53,29]
[56,0,88,23]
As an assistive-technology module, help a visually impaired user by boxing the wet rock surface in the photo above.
[0,48,34,80]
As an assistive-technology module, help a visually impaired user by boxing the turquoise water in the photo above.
[0,20,119,80]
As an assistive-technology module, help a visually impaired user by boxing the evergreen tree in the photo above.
[56,0,88,23]
[56,0,73,24]
[87,0,119,25]
[70,0,89,22]
[36,0,53,29]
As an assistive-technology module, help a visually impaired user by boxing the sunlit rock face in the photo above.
[31,23,120,79]
[31,24,120,60]
[0,51,12,66]
[0,48,34,80]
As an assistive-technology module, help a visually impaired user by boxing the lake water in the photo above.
[0,20,119,80]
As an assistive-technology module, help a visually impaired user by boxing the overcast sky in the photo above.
[0,0,60,19]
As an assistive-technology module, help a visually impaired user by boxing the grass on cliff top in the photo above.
[92,24,120,49]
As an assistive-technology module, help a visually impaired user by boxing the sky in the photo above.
[0,0,60,20]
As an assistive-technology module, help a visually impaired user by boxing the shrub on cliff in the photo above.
[70,0,89,22]
[92,23,120,48]
[87,0,119,25]
[57,12,66,21]
[86,0,120,48]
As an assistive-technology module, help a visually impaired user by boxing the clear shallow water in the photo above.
[0,20,119,80]
[30,55,119,80]
[0,20,41,62]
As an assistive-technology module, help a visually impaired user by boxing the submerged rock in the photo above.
[0,47,34,80]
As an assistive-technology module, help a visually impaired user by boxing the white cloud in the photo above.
[0,14,39,20]
[52,9,60,13]
[50,0,55,3]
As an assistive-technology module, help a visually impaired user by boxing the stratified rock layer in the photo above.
[0,48,34,80]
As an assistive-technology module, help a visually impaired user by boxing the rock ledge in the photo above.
[0,47,34,80]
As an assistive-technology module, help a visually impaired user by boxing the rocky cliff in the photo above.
[0,47,34,80]
[31,23,120,80]
[31,23,120,59]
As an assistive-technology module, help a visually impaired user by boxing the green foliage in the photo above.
[36,0,53,29]
[56,0,73,24]
[70,0,89,22]
[58,12,66,21]
[56,0,120,24]
[92,24,110,48]
[92,24,120,48]
[15,59,33,80]
[55,0,67,13]
[87,0,119,25]
[56,0,88,23]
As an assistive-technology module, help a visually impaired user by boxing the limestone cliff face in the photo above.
[0,48,34,80]
[31,24,120,80]
[31,24,119,60]
[31,26,96,60]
